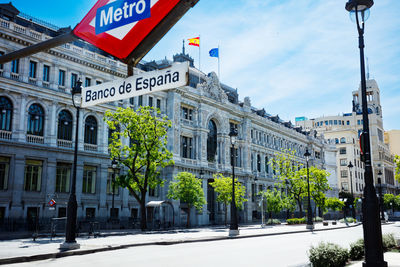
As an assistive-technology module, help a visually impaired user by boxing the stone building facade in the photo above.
[296,79,398,196]
[0,4,336,228]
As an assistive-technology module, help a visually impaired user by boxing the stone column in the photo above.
[49,101,57,147]
[98,164,109,219]
[17,95,27,142]
[10,156,25,219]
[44,159,57,218]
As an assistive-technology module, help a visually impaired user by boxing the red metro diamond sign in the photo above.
[73,0,199,65]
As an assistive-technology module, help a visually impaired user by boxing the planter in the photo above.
[332,221,337,225]
[323,221,329,226]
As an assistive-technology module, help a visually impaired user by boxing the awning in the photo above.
[146,200,172,207]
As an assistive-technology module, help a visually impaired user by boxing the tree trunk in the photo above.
[140,200,147,231]
[269,211,272,223]
[297,200,303,218]
[224,204,227,226]
[186,207,191,228]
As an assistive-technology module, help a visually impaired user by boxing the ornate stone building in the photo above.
[0,3,335,228]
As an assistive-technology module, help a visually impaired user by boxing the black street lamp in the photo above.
[229,128,239,236]
[377,171,385,222]
[111,158,118,220]
[345,1,387,266]
[60,79,82,250]
[348,161,356,219]
[304,149,313,230]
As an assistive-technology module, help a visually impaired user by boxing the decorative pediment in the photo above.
[198,72,228,103]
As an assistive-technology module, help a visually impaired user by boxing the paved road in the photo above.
[11,223,400,267]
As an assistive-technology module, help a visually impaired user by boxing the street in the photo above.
[11,223,399,267]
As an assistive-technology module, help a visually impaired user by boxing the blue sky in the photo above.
[10,0,400,130]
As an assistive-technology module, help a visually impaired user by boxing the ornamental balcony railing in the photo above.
[27,134,44,144]
[57,139,73,148]
[10,73,20,81]
[84,143,98,152]
[181,158,197,165]
[0,130,11,140]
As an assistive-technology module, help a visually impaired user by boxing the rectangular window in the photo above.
[148,96,153,107]
[82,166,96,194]
[58,207,66,218]
[0,51,4,69]
[156,99,161,109]
[181,136,193,159]
[129,97,134,105]
[0,157,10,190]
[29,61,37,78]
[325,121,328,126]
[138,95,143,106]
[341,170,348,178]
[329,120,333,125]
[43,65,50,82]
[334,120,337,125]
[24,160,42,191]
[58,70,65,86]
[149,186,158,197]
[86,208,96,219]
[339,148,346,155]
[251,184,255,202]
[56,163,71,193]
[181,106,193,120]
[85,77,91,87]
[11,59,19,73]
[107,168,119,195]
[347,120,350,125]
[342,182,349,191]
[71,73,78,88]
[340,159,347,166]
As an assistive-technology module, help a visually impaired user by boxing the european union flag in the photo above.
[209,48,219,58]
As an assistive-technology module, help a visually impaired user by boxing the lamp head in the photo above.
[111,158,118,169]
[72,78,82,108]
[229,128,238,145]
[345,0,373,12]
[347,161,354,169]
[304,149,311,161]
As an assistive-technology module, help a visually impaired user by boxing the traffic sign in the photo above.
[73,0,199,64]
[81,62,188,107]
[48,199,56,207]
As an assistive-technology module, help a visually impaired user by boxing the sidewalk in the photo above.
[0,221,361,265]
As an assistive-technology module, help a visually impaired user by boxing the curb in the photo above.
[0,223,362,265]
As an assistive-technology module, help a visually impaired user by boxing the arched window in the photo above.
[27,104,44,136]
[340,137,346,144]
[84,116,98,145]
[0,96,12,131]
[335,138,339,144]
[257,154,261,172]
[207,120,217,162]
[57,110,73,140]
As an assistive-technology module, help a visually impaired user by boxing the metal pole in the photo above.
[62,106,80,249]
[378,178,385,222]
[111,170,116,219]
[261,193,264,227]
[229,144,238,235]
[306,159,314,230]
[0,31,76,64]
[349,167,356,219]
[354,8,387,267]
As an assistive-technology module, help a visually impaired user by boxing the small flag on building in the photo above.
[209,48,219,58]
[188,37,200,47]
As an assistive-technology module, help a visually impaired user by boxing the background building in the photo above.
[296,79,398,196]
[385,130,400,156]
[0,3,336,230]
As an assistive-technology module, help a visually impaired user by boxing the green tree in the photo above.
[325,197,345,212]
[167,172,206,228]
[209,173,248,225]
[260,188,283,222]
[297,167,331,217]
[271,149,307,217]
[395,155,400,183]
[383,194,397,212]
[105,106,174,231]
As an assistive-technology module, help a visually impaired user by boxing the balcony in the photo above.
[0,130,11,140]
[57,139,73,148]
[84,143,98,152]
[28,77,37,85]
[181,158,197,165]
[181,119,196,127]
[10,73,20,81]
[27,134,44,144]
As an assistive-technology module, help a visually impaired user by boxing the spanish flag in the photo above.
[188,37,200,47]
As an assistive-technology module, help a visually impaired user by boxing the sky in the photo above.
[9,0,400,130]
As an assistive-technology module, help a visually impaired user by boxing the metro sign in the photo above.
[73,0,199,65]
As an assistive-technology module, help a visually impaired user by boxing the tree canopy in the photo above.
[395,155,400,183]
[105,106,174,230]
[167,172,206,228]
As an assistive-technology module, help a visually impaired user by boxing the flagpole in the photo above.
[218,44,220,80]
[198,35,201,85]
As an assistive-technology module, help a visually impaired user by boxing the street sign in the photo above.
[48,199,56,207]
[81,62,188,107]
[73,0,199,64]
